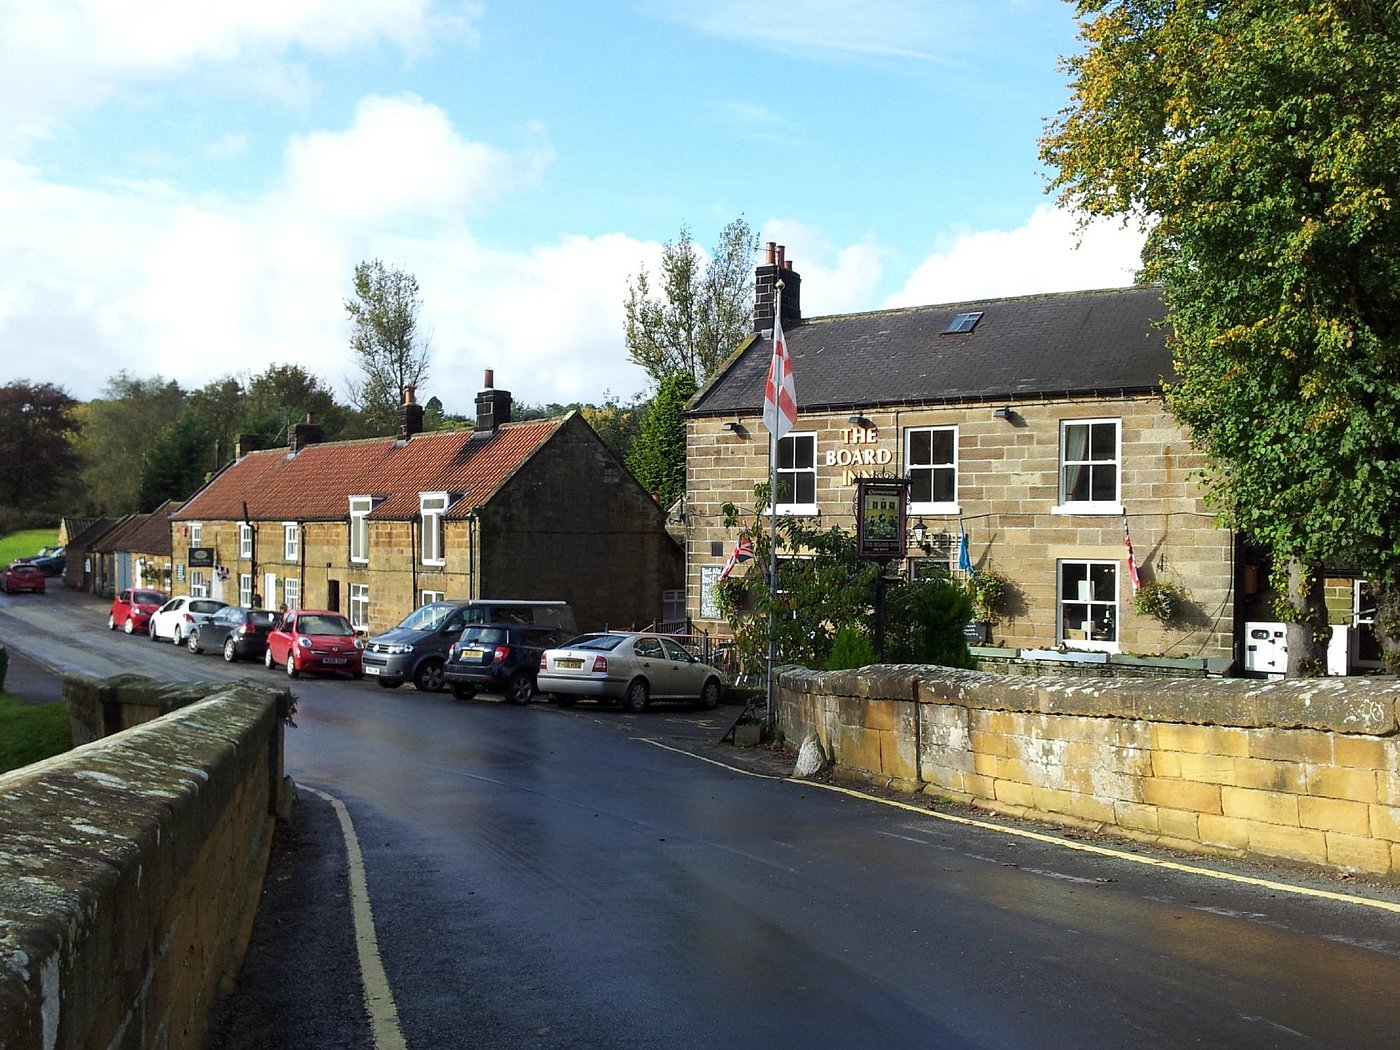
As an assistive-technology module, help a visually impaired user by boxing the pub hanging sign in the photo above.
[854,477,909,560]
[187,547,215,568]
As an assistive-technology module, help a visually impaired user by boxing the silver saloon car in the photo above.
[538,632,725,712]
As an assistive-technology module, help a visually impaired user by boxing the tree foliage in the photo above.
[137,409,213,511]
[1041,1,1400,670]
[626,371,698,507]
[344,259,431,433]
[0,381,82,517]
[624,217,758,386]
[715,486,975,674]
[77,373,186,515]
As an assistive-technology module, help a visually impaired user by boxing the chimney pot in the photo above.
[765,241,776,265]
[404,384,417,405]
[484,368,494,389]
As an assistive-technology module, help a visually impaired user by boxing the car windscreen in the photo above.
[395,603,458,631]
[189,600,225,614]
[249,611,279,627]
[567,634,626,652]
[297,615,354,636]
[461,627,509,645]
[134,591,165,605]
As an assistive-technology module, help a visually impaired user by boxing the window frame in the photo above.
[420,492,449,566]
[1054,418,1124,515]
[238,523,253,559]
[1057,559,1120,653]
[775,432,818,516]
[905,425,960,515]
[238,573,253,608]
[189,522,202,548]
[189,569,207,599]
[283,576,300,612]
[420,589,445,606]
[348,583,370,630]
[283,522,300,561]
[349,496,373,564]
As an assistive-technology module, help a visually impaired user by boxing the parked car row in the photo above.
[100,592,727,708]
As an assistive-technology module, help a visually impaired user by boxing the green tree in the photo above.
[344,259,431,433]
[137,409,213,510]
[1041,1,1400,673]
[0,381,82,520]
[243,364,350,445]
[716,486,974,674]
[186,375,246,466]
[580,393,645,464]
[624,217,759,386]
[77,373,186,514]
[626,371,698,507]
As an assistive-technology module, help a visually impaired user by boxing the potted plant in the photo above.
[1132,580,1188,624]
[965,568,1008,624]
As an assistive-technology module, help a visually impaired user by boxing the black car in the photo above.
[187,606,280,662]
[443,623,577,704]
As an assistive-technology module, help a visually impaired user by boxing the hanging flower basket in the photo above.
[965,568,1009,623]
[1132,581,1188,624]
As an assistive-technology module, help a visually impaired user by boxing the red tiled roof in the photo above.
[172,419,566,522]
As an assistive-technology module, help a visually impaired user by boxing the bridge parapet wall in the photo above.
[0,676,291,1050]
[776,666,1400,876]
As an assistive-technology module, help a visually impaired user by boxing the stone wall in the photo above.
[0,677,291,1050]
[776,665,1400,877]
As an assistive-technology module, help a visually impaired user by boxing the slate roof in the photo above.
[96,501,178,556]
[690,286,1171,416]
[172,418,567,523]
[67,516,126,552]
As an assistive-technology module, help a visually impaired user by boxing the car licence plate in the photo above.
[364,664,380,675]
[557,658,583,669]
[323,657,347,665]
[463,647,488,661]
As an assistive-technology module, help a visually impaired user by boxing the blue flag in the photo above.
[958,526,974,576]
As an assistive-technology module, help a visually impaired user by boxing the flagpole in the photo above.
[766,281,783,725]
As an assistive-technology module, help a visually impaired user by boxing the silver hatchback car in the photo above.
[537,632,725,712]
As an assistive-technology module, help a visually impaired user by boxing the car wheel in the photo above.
[223,637,238,663]
[450,683,478,701]
[552,693,577,707]
[698,678,722,710]
[376,678,400,689]
[172,626,183,646]
[107,613,116,631]
[286,653,299,678]
[124,617,136,635]
[149,621,159,642]
[187,631,202,654]
[264,647,275,669]
[412,659,445,692]
[506,672,535,705]
[622,679,650,713]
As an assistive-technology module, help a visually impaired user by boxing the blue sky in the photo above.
[0,0,1143,413]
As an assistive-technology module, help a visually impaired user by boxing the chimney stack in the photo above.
[288,412,324,453]
[398,383,425,441]
[474,370,512,436]
[753,241,801,333]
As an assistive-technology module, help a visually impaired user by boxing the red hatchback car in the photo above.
[1,562,46,594]
[108,588,167,634]
[264,610,364,679]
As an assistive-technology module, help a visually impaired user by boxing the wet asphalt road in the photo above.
[8,588,1400,1048]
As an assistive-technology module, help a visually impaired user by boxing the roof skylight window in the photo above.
[943,311,984,334]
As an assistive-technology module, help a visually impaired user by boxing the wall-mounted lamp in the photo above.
[993,406,1012,419]
[910,518,932,555]
[722,420,747,436]
[848,413,874,428]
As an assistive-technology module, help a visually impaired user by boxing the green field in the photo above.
[0,528,60,566]
[0,691,72,774]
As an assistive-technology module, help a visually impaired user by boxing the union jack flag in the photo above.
[717,534,755,582]
[1124,516,1140,595]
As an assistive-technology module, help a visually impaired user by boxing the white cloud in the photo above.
[887,207,1146,307]
[281,94,553,223]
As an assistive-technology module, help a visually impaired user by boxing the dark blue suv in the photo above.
[443,623,577,704]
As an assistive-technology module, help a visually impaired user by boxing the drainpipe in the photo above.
[243,501,257,604]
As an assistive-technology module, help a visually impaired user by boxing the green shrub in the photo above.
[827,625,877,670]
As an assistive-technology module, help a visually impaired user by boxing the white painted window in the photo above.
[189,522,202,548]
[349,583,369,629]
[189,569,207,598]
[239,573,253,607]
[906,426,959,514]
[239,523,253,559]
[420,492,448,565]
[283,522,299,561]
[1055,419,1122,514]
[775,433,817,515]
[421,589,445,606]
[283,577,300,611]
[1058,560,1119,652]
[349,496,372,563]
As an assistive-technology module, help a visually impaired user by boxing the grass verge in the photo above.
[0,528,59,566]
[0,691,73,774]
